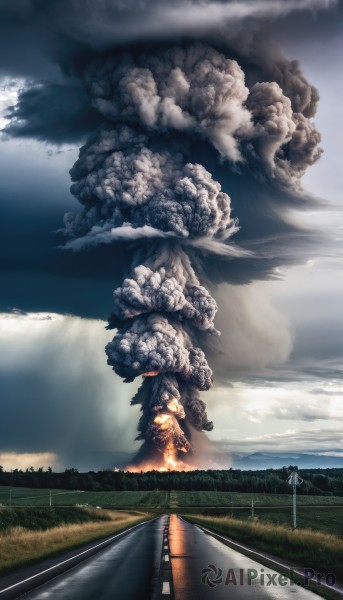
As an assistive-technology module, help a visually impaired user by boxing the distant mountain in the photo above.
[232,452,343,470]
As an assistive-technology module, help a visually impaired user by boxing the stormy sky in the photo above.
[0,0,342,471]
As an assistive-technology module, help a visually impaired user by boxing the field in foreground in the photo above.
[1,487,342,538]
[208,506,343,537]
[0,506,110,532]
[184,514,343,588]
[1,487,343,508]
[0,508,149,575]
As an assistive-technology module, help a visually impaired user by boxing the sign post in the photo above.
[287,470,303,529]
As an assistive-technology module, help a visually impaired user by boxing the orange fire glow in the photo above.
[125,407,197,473]
[153,413,173,428]
[127,412,196,472]
[166,398,181,413]
[126,455,196,473]
[142,370,160,377]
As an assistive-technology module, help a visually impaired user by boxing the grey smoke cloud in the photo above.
[64,126,237,249]
[246,81,296,175]
[106,314,213,391]
[82,44,322,189]
[130,373,191,455]
[84,46,251,162]
[181,384,214,431]
[111,264,218,331]
[131,373,182,414]
[130,372,213,455]
[61,27,325,464]
[271,59,320,118]
[245,81,322,185]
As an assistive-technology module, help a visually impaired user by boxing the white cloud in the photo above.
[225,427,343,453]
[0,77,25,129]
[205,377,343,455]
[0,452,59,471]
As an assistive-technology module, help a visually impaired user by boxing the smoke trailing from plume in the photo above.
[64,39,323,466]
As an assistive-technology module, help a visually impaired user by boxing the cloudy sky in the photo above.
[0,0,342,471]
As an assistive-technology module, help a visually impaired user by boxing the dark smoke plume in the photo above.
[63,35,324,466]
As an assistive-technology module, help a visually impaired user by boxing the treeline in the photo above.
[0,466,343,496]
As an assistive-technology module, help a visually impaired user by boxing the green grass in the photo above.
[1,487,341,538]
[0,487,169,508]
[0,510,151,575]
[0,507,110,532]
[211,506,343,537]
[173,491,343,507]
[1,487,342,509]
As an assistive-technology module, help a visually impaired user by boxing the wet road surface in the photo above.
[170,515,324,600]
[0,515,327,599]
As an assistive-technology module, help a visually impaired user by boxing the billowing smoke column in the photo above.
[64,43,322,469]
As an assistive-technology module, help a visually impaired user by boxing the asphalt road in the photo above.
[0,515,328,600]
[0,517,165,600]
[170,515,323,600]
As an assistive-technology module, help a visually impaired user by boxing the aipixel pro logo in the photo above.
[201,564,223,587]
[201,565,337,588]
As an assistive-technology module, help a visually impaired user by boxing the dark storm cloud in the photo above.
[0,313,140,469]
[3,81,102,143]
[310,387,342,396]
[0,0,338,143]
[0,156,132,319]
[0,1,338,58]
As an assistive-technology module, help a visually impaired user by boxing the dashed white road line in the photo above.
[162,580,171,595]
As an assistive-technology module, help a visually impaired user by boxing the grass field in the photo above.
[0,506,110,532]
[1,487,342,508]
[0,509,150,575]
[1,487,342,540]
[206,506,343,537]
[0,487,169,508]
[171,491,343,507]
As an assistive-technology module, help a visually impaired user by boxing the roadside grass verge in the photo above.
[192,506,343,537]
[0,509,150,575]
[182,514,343,588]
[0,507,110,532]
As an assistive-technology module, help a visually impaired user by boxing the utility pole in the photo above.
[287,470,303,529]
[251,499,259,518]
[49,490,52,509]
